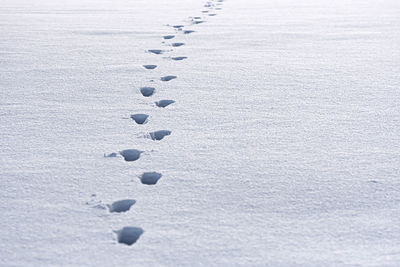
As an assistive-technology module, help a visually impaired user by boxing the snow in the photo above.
[1,0,400,265]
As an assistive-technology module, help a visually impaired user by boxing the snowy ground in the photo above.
[1,0,400,265]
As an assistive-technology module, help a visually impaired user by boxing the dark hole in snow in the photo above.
[149,130,171,141]
[115,227,144,245]
[160,76,177,82]
[140,87,155,97]
[120,149,143,162]
[131,114,149,124]
[139,172,162,185]
[108,199,136,213]
[155,100,175,108]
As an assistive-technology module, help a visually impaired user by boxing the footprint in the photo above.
[149,130,171,141]
[194,16,202,19]
[139,172,162,185]
[131,114,149,124]
[108,199,136,213]
[114,227,144,246]
[155,99,175,108]
[208,14,217,16]
[183,30,195,34]
[120,149,143,162]
[140,87,155,97]
[147,49,164,55]
[172,43,185,47]
[171,56,187,61]
[104,152,118,158]
[163,35,175,40]
[173,25,184,29]
[201,10,209,13]
[143,65,157,70]
[160,75,177,82]
[193,20,205,25]
[215,7,222,10]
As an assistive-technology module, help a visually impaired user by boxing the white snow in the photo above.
[1,0,400,265]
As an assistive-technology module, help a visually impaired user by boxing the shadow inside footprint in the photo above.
[149,130,171,141]
[183,30,195,34]
[108,199,136,213]
[143,65,157,70]
[163,35,175,39]
[148,49,164,55]
[171,56,187,61]
[115,227,144,246]
[172,42,185,47]
[155,99,175,108]
[139,172,162,185]
[173,25,184,29]
[160,76,177,82]
[120,149,143,162]
[131,114,149,124]
[140,87,155,97]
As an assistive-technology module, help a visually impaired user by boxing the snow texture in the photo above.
[1,0,400,266]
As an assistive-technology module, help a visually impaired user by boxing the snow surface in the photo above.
[1,0,400,265]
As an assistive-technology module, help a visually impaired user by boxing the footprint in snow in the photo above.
[184,30,195,34]
[108,199,136,213]
[139,172,162,185]
[147,49,164,55]
[173,25,184,29]
[163,35,175,39]
[120,149,143,162]
[160,75,177,82]
[140,87,155,97]
[131,114,149,124]
[172,42,185,47]
[143,65,157,70]
[171,56,187,61]
[155,99,175,108]
[148,130,171,141]
[114,227,144,245]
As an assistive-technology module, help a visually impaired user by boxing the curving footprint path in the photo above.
[103,0,226,246]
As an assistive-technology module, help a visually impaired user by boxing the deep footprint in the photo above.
[148,49,164,55]
[155,99,175,108]
[108,199,136,213]
[163,35,175,39]
[160,75,177,82]
[131,114,149,124]
[115,227,144,246]
[140,87,155,97]
[171,56,187,61]
[120,149,143,162]
[172,42,185,47]
[184,30,195,34]
[173,25,184,29]
[149,130,171,141]
[143,65,157,70]
[139,172,162,185]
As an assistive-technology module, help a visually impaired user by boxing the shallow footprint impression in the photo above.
[120,149,143,162]
[171,56,187,61]
[139,172,162,185]
[149,130,172,141]
[160,76,177,82]
[108,199,136,213]
[147,49,164,55]
[115,227,144,246]
[131,114,149,124]
[163,35,175,40]
[155,99,175,108]
[143,65,157,70]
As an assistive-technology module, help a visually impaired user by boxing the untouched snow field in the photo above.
[1,0,400,265]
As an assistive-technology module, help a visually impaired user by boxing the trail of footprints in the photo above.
[95,0,226,246]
